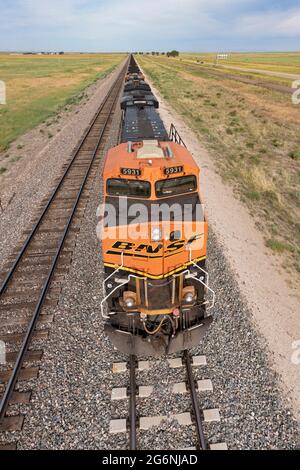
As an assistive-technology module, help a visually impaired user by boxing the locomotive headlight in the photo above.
[182,286,196,305]
[125,297,135,308]
[151,227,162,242]
[123,291,137,309]
[184,292,194,304]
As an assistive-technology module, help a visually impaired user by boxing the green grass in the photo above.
[266,239,295,253]
[180,52,300,75]
[289,150,300,161]
[0,53,124,151]
[10,156,22,163]
[151,53,300,88]
[138,55,300,274]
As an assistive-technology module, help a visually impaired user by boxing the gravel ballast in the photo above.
[1,62,299,450]
[16,212,299,449]
[13,107,299,451]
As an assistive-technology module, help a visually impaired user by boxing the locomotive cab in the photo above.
[101,139,214,356]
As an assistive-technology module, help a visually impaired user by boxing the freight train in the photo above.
[100,56,215,356]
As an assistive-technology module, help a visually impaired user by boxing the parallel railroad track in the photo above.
[0,60,128,449]
[167,60,294,95]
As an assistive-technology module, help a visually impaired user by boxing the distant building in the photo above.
[216,53,230,60]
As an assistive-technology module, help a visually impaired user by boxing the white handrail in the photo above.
[188,274,216,310]
[187,245,215,310]
[188,245,210,283]
[101,277,130,319]
[102,252,125,297]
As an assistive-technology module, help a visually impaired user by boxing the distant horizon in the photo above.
[1,50,300,54]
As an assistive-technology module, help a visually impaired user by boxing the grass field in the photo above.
[138,55,300,275]
[180,52,300,75]
[0,53,124,151]
[174,59,293,88]
[144,53,300,89]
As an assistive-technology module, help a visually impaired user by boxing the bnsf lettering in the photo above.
[112,241,135,251]
[166,240,185,252]
[135,244,163,254]
[111,240,185,254]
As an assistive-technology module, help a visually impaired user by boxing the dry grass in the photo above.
[150,54,298,89]
[138,55,300,275]
[180,52,300,75]
[0,53,124,151]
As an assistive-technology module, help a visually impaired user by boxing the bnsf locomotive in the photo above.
[100,56,214,356]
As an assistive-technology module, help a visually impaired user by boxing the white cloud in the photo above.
[238,8,300,36]
[1,0,300,50]
[1,0,226,45]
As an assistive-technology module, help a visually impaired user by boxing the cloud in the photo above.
[238,7,300,36]
[1,0,300,51]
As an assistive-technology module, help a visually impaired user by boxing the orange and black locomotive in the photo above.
[100,56,214,356]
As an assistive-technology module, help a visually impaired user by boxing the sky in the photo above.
[1,0,300,52]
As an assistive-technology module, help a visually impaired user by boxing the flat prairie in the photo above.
[0,53,124,152]
[181,52,300,76]
[138,54,300,276]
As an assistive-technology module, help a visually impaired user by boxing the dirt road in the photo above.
[212,63,300,81]
[183,61,294,95]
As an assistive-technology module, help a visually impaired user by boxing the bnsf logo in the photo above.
[112,240,186,254]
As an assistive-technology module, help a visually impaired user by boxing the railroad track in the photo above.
[110,352,227,451]
[167,60,294,95]
[0,60,128,449]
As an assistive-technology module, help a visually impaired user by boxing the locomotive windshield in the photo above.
[107,178,151,198]
[156,175,197,198]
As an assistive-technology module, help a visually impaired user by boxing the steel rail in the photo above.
[184,350,207,450]
[0,61,128,422]
[129,355,137,450]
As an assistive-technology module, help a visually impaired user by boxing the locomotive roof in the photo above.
[121,106,167,142]
[104,140,199,176]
